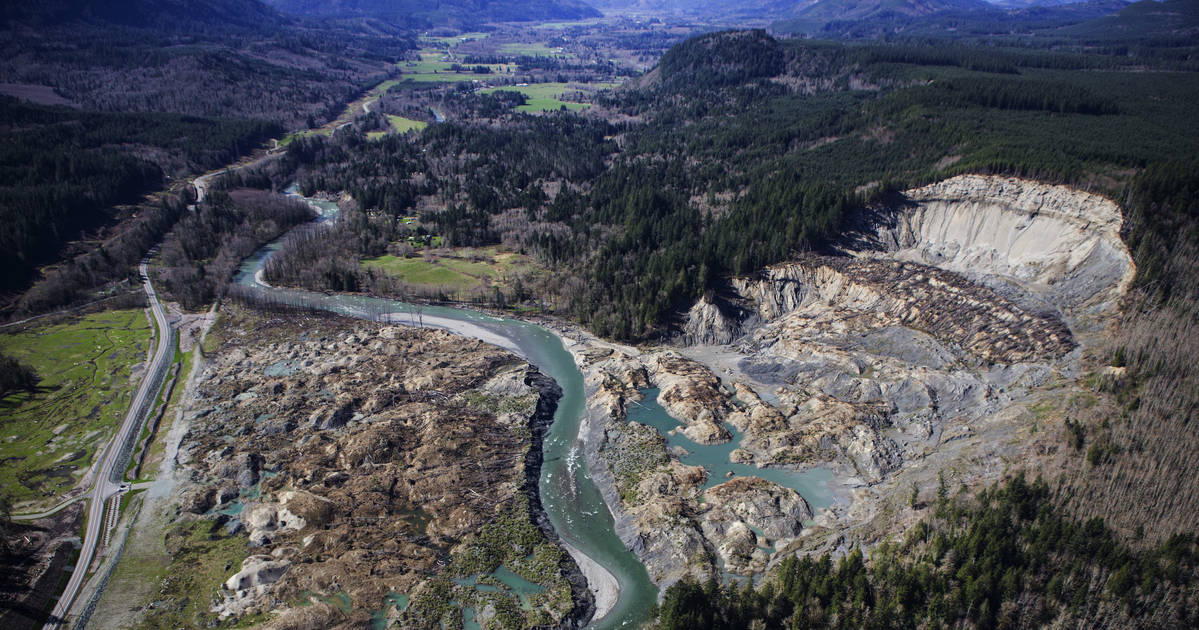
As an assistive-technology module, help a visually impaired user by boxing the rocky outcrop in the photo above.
[683,295,745,346]
[646,353,734,444]
[217,553,292,619]
[698,477,812,575]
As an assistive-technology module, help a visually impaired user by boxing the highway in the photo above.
[42,258,173,629]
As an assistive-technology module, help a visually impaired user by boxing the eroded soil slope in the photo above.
[569,175,1135,591]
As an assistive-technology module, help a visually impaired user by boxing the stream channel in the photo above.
[233,188,833,628]
[235,190,657,628]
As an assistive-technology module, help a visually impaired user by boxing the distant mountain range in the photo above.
[0,0,289,32]
[783,0,990,29]
[1062,0,1199,39]
[587,0,1107,18]
[771,0,1137,36]
[260,0,602,26]
[585,0,798,18]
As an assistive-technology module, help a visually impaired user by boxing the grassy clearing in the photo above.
[388,115,428,134]
[134,519,263,629]
[363,256,483,290]
[373,79,402,94]
[400,72,496,84]
[0,309,152,509]
[362,246,543,296]
[279,128,331,146]
[533,19,604,29]
[481,82,615,112]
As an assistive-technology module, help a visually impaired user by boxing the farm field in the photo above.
[397,51,514,83]
[362,247,543,297]
[482,82,618,112]
[0,309,152,509]
[368,115,428,139]
[421,32,491,47]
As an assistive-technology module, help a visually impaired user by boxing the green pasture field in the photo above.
[481,83,598,112]
[368,116,429,140]
[362,247,543,296]
[0,309,153,509]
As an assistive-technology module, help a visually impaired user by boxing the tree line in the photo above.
[657,475,1199,629]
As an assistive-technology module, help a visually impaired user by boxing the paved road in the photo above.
[42,258,172,629]
[11,494,85,521]
[191,153,282,206]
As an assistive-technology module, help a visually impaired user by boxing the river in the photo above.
[234,193,657,628]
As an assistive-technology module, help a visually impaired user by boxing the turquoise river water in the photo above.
[234,190,832,628]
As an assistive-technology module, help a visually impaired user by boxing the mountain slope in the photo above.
[0,0,288,33]
[1062,0,1199,39]
[772,0,1133,37]
[775,0,990,34]
[586,0,798,18]
[0,0,410,126]
[262,0,602,26]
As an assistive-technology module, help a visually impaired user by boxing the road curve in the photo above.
[42,259,173,629]
[12,494,85,522]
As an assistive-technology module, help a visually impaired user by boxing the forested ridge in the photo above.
[0,1,413,128]
[273,29,1199,340]
[0,97,280,299]
[0,0,416,313]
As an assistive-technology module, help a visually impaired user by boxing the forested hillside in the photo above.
[0,98,280,299]
[0,0,417,312]
[262,0,601,27]
[656,476,1199,629]
[275,29,1199,340]
[0,0,412,128]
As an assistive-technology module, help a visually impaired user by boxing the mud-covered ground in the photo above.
[554,175,1135,593]
[135,304,589,630]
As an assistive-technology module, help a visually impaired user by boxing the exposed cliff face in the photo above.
[865,175,1134,323]
[614,175,1135,586]
[683,296,745,346]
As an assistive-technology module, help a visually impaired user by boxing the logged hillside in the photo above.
[1053,160,1199,543]
[0,0,412,127]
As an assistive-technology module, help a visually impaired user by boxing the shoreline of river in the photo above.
[235,188,661,628]
[562,542,619,621]
[378,307,628,625]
